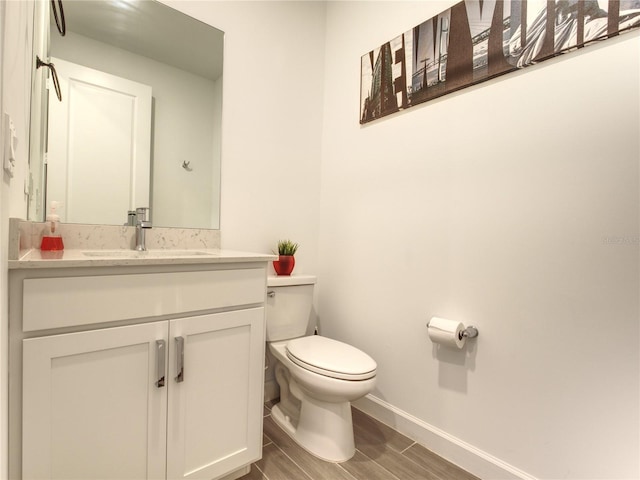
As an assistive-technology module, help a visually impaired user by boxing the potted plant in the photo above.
[273,239,299,276]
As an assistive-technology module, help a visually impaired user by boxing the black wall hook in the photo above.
[36,56,62,102]
[51,0,66,36]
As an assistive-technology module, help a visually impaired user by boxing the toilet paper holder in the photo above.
[459,325,479,340]
[426,320,479,340]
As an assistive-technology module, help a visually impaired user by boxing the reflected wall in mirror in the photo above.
[29,0,223,229]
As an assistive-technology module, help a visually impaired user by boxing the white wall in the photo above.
[2,0,33,221]
[319,2,639,479]
[163,0,326,275]
[1,1,34,477]
[0,3,5,476]
[51,31,220,229]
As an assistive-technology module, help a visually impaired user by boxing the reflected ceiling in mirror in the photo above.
[30,0,223,229]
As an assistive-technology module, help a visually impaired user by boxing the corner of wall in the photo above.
[1,1,35,476]
[0,0,6,474]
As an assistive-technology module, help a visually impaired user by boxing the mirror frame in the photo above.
[28,0,50,223]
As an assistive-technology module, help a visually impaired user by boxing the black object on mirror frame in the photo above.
[36,56,62,102]
[51,0,66,36]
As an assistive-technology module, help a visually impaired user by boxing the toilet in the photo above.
[266,274,377,462]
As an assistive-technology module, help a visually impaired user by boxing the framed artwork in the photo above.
[360,0,640,124]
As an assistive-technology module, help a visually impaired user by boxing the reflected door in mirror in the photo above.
[46,58,152,224]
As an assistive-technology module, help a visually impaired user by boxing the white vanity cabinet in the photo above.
[9,259,270,480]
[23,321,170,479]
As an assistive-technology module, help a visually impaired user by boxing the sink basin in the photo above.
[82,250,215,258]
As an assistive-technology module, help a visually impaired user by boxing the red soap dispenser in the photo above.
[40,201,64,251]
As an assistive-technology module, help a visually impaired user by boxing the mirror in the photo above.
[28,0,223,229]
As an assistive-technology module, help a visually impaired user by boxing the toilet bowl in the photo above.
[266,275,377,462]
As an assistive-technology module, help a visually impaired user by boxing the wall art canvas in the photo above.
[360,0,640,124]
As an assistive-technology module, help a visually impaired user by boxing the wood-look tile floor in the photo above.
[240,402,481,480]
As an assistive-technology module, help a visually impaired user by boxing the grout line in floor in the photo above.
[334,462,357,480]
[253,462,268,480]
[263,413,316,480]
[254,404,478,480]
[399,440,416,454]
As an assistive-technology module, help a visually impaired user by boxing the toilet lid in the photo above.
[286,336,377,381]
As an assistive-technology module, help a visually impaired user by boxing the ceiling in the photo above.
[58,0,224,80]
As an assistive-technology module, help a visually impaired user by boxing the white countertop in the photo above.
[9,248,277,269]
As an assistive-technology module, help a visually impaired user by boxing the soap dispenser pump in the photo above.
[40,201,64,251]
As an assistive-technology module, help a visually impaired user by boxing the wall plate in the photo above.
[3,112,17,177]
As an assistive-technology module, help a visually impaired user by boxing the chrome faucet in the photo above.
[135,207,152,251]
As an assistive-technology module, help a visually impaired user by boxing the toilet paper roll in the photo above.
[428,317,466,349]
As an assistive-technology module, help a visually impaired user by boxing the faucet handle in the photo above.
[127,211,137,226]
[136,207,150,222]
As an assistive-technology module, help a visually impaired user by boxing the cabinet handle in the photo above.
[156,340,166,388]
[175,336,184,383]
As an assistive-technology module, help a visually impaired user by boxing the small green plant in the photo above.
[276,239,299,256]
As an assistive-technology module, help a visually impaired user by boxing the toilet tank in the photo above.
[266,274,317,342]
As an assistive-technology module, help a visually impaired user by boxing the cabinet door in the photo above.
[167,308,265,480]
[23,322,168,480]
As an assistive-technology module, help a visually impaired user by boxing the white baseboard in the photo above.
[352,394,537,480]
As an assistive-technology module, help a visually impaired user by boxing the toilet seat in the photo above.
[286,336,377,381]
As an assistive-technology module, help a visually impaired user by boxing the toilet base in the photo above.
[271,397,356,463]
